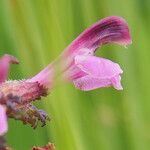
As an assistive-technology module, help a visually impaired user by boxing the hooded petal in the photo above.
[65,16,132,57]
[0,54,19,83]
[73,55,123,91]
[0,104,8,136]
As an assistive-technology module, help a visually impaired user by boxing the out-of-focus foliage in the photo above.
[0,0,150,150]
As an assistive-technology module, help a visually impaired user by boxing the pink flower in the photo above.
[0,16,132,135]
[60,16,132,90]
[0,16,132,98]
[0,16,131,150]
[0,54,18,135]
[32,16,131,91]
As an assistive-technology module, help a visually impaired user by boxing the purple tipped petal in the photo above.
[0,54,19,83]
[66,16,132,56]
[0,104,8,136]
[73,55,123,91]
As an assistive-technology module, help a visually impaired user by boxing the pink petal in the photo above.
[0,104,8,136]
[65,16,132,57]
[73,55,123,91]
[0,54,19,83]
[73,74,123,91]
[75,55,123,78]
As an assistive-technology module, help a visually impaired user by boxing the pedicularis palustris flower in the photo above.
[0,16,132,149]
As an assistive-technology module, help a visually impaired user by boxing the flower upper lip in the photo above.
[64,16,132,57]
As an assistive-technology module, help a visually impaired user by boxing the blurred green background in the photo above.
[0,0,150,150]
